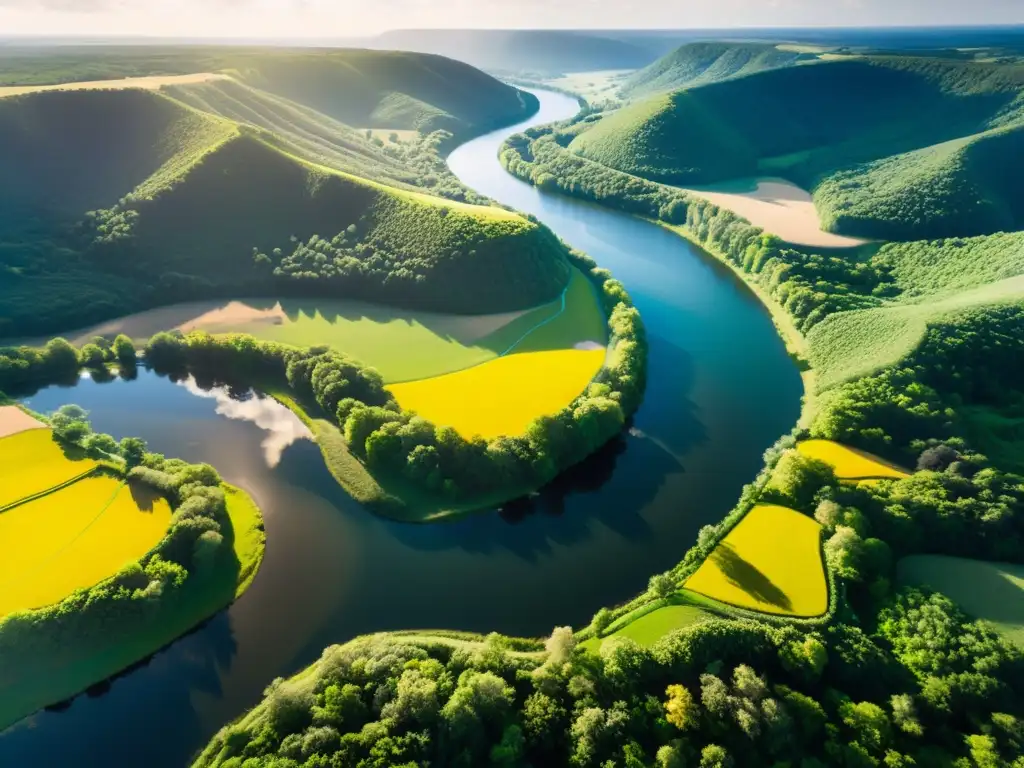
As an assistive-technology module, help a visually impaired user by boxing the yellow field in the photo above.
[684,504,828,617]
[0,477,171,618]
[385,348,606,440]
[797,439,910,480]
[0,429,99,509]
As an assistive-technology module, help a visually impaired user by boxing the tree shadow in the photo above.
[710,543,792,612]
[127,480,161,514]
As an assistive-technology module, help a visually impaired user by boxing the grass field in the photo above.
[898,555,1024,648]
[0,428,99,510]
[0,72,228,98]
[386,347,606,440]
[684,504,828,617]
[797,439,911,480]
[808,274,1024,391]
[582,604,713,653]
[0,477,172,618]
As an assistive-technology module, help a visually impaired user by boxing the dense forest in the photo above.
[0,66,559,338]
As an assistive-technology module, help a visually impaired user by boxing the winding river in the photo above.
[0,89,801,766]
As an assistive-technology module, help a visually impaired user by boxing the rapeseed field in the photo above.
[684,504,828,616]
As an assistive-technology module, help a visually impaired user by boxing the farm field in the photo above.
[0,405,45,439]
[0,477,171,618]
[0,428,99,510]
[27,268,604,385]
[797,439,910,480]
[0,72,228,98]
[385,347,606,440]
[898,555,1024,648]
[598,604,713,652]
[679,177,869,248]
[684,504,828,616]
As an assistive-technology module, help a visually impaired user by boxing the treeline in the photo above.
[195,586,1023,767]
[144,253,646,508]
[0,335,135,398]
[502,127,897,333]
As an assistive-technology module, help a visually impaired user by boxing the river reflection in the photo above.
[178,377,312,467]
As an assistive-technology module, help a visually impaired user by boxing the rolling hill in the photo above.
[620,42,812,98]
[569,56,1024,240]
[0,54,565,339]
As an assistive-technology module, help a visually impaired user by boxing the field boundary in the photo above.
[0,466,102,515]
[499,284,569,356]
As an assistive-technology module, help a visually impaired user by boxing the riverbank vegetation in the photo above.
[138,249,644,521]
[0,393,265,729]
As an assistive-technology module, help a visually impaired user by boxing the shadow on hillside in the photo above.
[710,543,792,612]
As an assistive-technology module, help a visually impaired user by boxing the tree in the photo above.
[700,744,733,768]
[546,626,576,666]
[112,334,137,367]
[649,572,678,599]
[79,343,106,370]
[766,451,837,511]
[664,684,698,731]
[119,437,147,470]
[890,694,923,736]
[591,607,614,635]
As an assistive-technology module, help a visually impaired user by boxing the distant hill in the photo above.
[569,56,1024,240]
[621,42,812,98]
[370,30,657,74]
[0,54,566,339]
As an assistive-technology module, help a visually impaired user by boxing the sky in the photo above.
[0,0,1021,38]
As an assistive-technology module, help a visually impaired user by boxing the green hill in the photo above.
[807,231,1024,390]
[0,47,538,140]
[570,57,1024,239]
[621,42,811,98]
[0,79,565,339]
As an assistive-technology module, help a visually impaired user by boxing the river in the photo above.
[0,89,801,766]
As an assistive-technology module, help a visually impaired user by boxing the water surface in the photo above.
[0,89,801,766]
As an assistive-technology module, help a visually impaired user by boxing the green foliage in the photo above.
[138,255,647,511]
[622,42,810,98]
[0,57,548,338]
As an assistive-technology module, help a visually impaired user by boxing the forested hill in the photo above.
[0,61,567,339]
[370,29,658,74]
[620,42,812,98]
[569,55,1024,240]
[0,47,535,141]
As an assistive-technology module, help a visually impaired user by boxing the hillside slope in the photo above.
[570,57,1024,239]
[621,42,811,98]
[0,47,538,140]
[0,84,567,338]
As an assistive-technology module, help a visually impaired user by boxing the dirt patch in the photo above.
[0,406,46,439]
[680,177,869,249]
[0,73,229,99]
